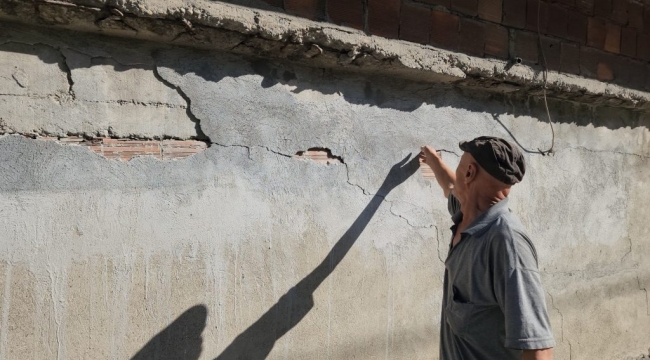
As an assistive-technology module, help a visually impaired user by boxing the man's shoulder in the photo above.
[488,211,539,269]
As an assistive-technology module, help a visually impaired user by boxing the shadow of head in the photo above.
[130,305,208,360]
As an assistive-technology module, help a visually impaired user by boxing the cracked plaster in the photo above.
[0,19,648,360]
[1,0,650,111]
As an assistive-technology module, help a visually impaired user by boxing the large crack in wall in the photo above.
[0,20,649,360]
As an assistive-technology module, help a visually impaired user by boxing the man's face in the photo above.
[454,152,472,201]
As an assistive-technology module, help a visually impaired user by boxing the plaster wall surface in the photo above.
[0,23,648,360]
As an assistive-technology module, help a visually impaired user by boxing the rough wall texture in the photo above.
[0,16,649,360]
[227,0,650,90]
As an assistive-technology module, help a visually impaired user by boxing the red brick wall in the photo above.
[259,0,650,90]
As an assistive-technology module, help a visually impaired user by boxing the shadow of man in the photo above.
[131,305,208,360]
[214,154,420,359]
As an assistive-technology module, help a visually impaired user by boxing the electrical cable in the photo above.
[535,0,555,156]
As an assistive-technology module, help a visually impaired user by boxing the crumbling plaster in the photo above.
[2,0,650,111]
[0,15,649,360]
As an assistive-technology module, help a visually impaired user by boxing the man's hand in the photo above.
[419,145,440,168]
[522,348,553,360]
[419,145,456,198]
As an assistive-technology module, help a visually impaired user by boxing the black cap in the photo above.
[459,136,525,185]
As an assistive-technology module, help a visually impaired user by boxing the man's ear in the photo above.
[464,163,478,184]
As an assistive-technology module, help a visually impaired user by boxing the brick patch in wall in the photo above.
[484,23,509,58]
[540,36,561,71]
[611,0,629,24]
[604,22,621,53]
[527,0,549,33]
[416,0,451,8]
[515,30,539,64]
[547,4,568,38]
[400,3,432,44]
[628,1,644,30]
[576,0,595,15]
[460,18,486,56]
[594,0,612,18]
[503,0,527,28]
[368,0,401,38]
[327,0,364,30]
[567,10,588,44]
[638,33,650,61]
[621,27,638,57]
[561,42,581,74]
[285,0,322,20]
[35,137,208,161]
[294,148,343,164]
[420,163,436,180]
[430,10,460,50]
[587,17,607,48]
[478,0,502,23]
[453,0,479,16]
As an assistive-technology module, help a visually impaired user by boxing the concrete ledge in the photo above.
[1,0,650,110]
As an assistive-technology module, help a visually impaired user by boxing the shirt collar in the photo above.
[455,197,511,237]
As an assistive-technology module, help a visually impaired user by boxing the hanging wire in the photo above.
[535,0,555,156]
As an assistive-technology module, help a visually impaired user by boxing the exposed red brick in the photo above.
[540,36,561,71]
[478,0,502,22]
[604,22,621,53]
[430,10,461,50]
[261,0,284,8]
[628,1,644,30]
[415,0,452,7]
[285,0,321,20]
[51,137,209,161]
[567,10,588,43]
[453,0,479,16]
[587,17,607,48]
[638,33,650,60]
[547,4,568,38]
[400,3,432,44]
[515,30,539,64]
[526,0,549,33]
[576,0,595,15]
[561,42,581,74]
[368,0,401,38]
[594,0,612,17]
[621,27,637,57]
[327,0,364,30]
[614,58,646,89]
[597,62,614,80]
[460,18,487,56]
[610,0,628,24]
[485,23,509,58]
[580,46,610,78]
[503,0,527,28]
[294,149,343,164]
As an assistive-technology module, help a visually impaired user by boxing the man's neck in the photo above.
[459,193,507,229]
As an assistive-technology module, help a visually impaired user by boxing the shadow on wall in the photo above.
[130,305,208,360]
[129,155,420,360]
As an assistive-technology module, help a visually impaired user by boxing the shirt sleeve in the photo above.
[492,229,556,350]
[447,191,461,217]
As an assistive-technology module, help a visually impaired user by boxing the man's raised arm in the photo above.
[419,145,456,198]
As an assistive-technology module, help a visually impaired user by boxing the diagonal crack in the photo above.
[637,275,649,316]
[546,291,564,342]
[152,66,209,142]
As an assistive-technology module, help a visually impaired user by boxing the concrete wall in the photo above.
[0,21,648,360]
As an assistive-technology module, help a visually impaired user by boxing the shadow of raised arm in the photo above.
[214,154,420,360]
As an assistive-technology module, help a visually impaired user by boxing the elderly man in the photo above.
[420,137,555,360]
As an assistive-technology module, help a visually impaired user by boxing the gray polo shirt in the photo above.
[440,193,555,360]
